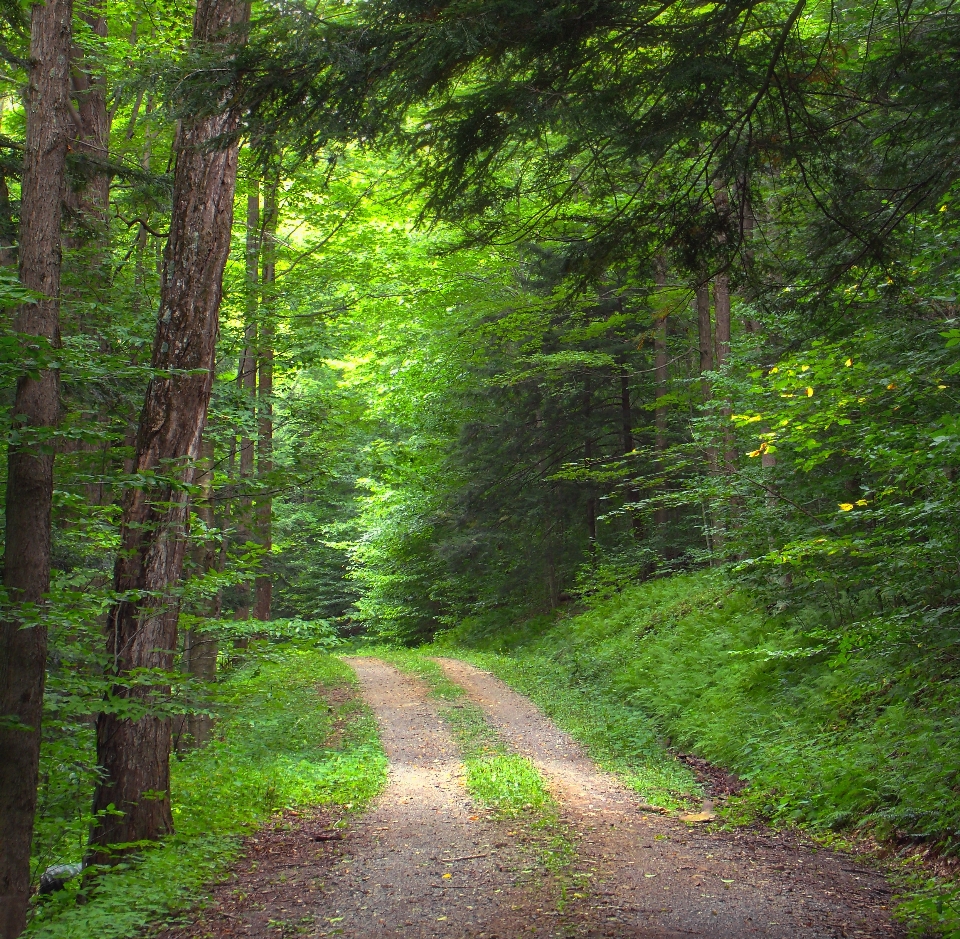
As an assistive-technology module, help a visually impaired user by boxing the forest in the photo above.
[1,0,960,936]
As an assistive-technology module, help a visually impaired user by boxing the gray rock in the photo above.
[38,862,82,895]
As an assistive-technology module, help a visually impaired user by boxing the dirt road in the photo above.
[433,657,901,938]
[158,657,903,939]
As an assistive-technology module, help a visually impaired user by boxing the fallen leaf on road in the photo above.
[681,811,716,823]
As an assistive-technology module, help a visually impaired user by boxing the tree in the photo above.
[0,0,73,931]
[89,0,249,862]
[254,168,279,622]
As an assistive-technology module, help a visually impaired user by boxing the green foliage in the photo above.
[432,628,700,813]
[464,755,554,820]
[441,570,960,850]
[897,872,960,939]
[5,0,960,933]
[436,572,960,931]
[26,644,387,939]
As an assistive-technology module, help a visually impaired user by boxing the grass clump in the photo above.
[377,649,562,822]
[465,754,554,818]
[26,643,387,939]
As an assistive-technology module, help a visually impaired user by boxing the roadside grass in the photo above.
[26,642,387,939]
[417,645,701,813]
[429,569,960,938]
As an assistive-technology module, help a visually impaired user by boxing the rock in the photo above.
[38,862,82,895]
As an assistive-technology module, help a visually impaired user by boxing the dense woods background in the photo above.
[1,0,960,935]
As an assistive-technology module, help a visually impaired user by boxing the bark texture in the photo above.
[89,0,248,863]
[0,0,72,933]
[67,0,110,230]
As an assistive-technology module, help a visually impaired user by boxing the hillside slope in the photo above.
[436,570,960,935]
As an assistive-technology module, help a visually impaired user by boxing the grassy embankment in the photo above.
[429,569,960,937]
[27,643,387,939]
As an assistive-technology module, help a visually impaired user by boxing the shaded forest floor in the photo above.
[154,657,902,938]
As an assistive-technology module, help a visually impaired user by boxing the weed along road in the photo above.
[160,657,903,939]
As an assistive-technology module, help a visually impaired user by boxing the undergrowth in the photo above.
[26,642,387,939]
[432,569,960,938]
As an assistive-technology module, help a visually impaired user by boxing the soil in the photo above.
[157,657,906,939]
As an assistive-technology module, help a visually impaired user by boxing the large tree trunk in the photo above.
[0,0,72,932]
[254,179,277,622]
[89,0,248,864]
[68,0,110,231]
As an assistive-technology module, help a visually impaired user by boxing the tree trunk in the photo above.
[697,282,713,402]
[68,0,110,230]
[619,368,644,541]
[0,0,72,932]
[696,281,717,559]
[178,439,219,751]
[697,280,718,473]
[89,0,248,864]
[66,4,111,507]
[713,272,735,475]
[134,96,154,297]
[235,183,259,620]
[653,264,670,539]
[254,177,277,622]
[0,100,17,267]
[584,379,597,550]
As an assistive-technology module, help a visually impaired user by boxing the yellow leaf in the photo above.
[801,364,810,372]
[748,449,762,458]
[769,366,779,374]
[855,499,868,506]
[888,382,896,390]
[938,384,947,390]
[806,387,814,397]
[442,873,452,879]
[941,204,948,212]
[845,358,853,367]
[839,503,854,511]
